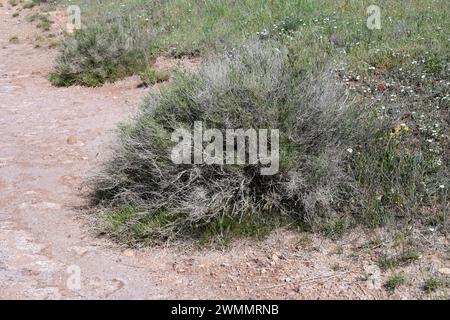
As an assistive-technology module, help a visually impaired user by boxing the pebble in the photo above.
[67,135,77,145]
[438,268,450,275]
[123,249,135,257]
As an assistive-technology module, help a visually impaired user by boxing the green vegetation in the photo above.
[99,204,294,245]
[23,0,48,9]
[41,0,449,244]
[50,18,147,86]
[91,42,369,243]
[50,0,449,86]
[423,277,449,292]
[27,13,53,32]
[139,68,170,86]
[379,249,420,270]
[36,14,52,30]
[385,273,406,292]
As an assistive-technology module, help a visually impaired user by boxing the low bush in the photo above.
[91,39,448,244]
[49,14,151,86]
[91,41,370,243]
[139,68,170,86]
[73,0,449,244]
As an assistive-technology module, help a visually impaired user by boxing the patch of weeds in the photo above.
[50,19,148,87]
[78,71,105,87]
[100,206,178,245]
[320,218,349,239]
[36,15,52,31]
[423,277,448,293]
[139,67,170,86]
[27,13,53,31]
[379,249,420,271]
[26,13,40,22]
[8,0,17,7]
[99,203,297,246]
[23,1,37,9]
[48,41,58,49]
[48,73,75,87]
[424,53,446,76]
[277,16,304,36]
[107,205,135,231]
[12,12,19,18]
[379,255,399,271]
[385,273,406,292]
[399,248,420,264]
[194,213,293,246]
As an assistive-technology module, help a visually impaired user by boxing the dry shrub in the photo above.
[90,41,365,243]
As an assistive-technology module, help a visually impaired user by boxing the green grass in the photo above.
[139,68,170,86]
[23,0,47,9]
[193,214,297,245]
[99,206,175,245]
[36,14,53,31]
[23,2,35,9]
[100,204,297,245]
[50,0,449,86]
[423,277,449,292]
[385,273,406,292]
[379,249,420,270]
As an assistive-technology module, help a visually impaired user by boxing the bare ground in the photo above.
[0,4,448,300]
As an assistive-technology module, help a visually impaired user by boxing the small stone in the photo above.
[67,135,77,145]
[271,253,279,262]
[438,268,450,275]
[37,202,61,209]
[70,246,89,256]
[123,249,134,257]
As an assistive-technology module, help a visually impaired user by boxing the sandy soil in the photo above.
[0,4,448,300]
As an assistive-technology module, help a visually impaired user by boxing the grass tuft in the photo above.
[385,273,406,292]
[139,68,170,86]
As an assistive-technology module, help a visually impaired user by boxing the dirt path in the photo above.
[0,4,170,299]
[0,4,447,300]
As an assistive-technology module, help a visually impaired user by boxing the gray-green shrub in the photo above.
[49,13,154,86]
[90,41,370,243]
